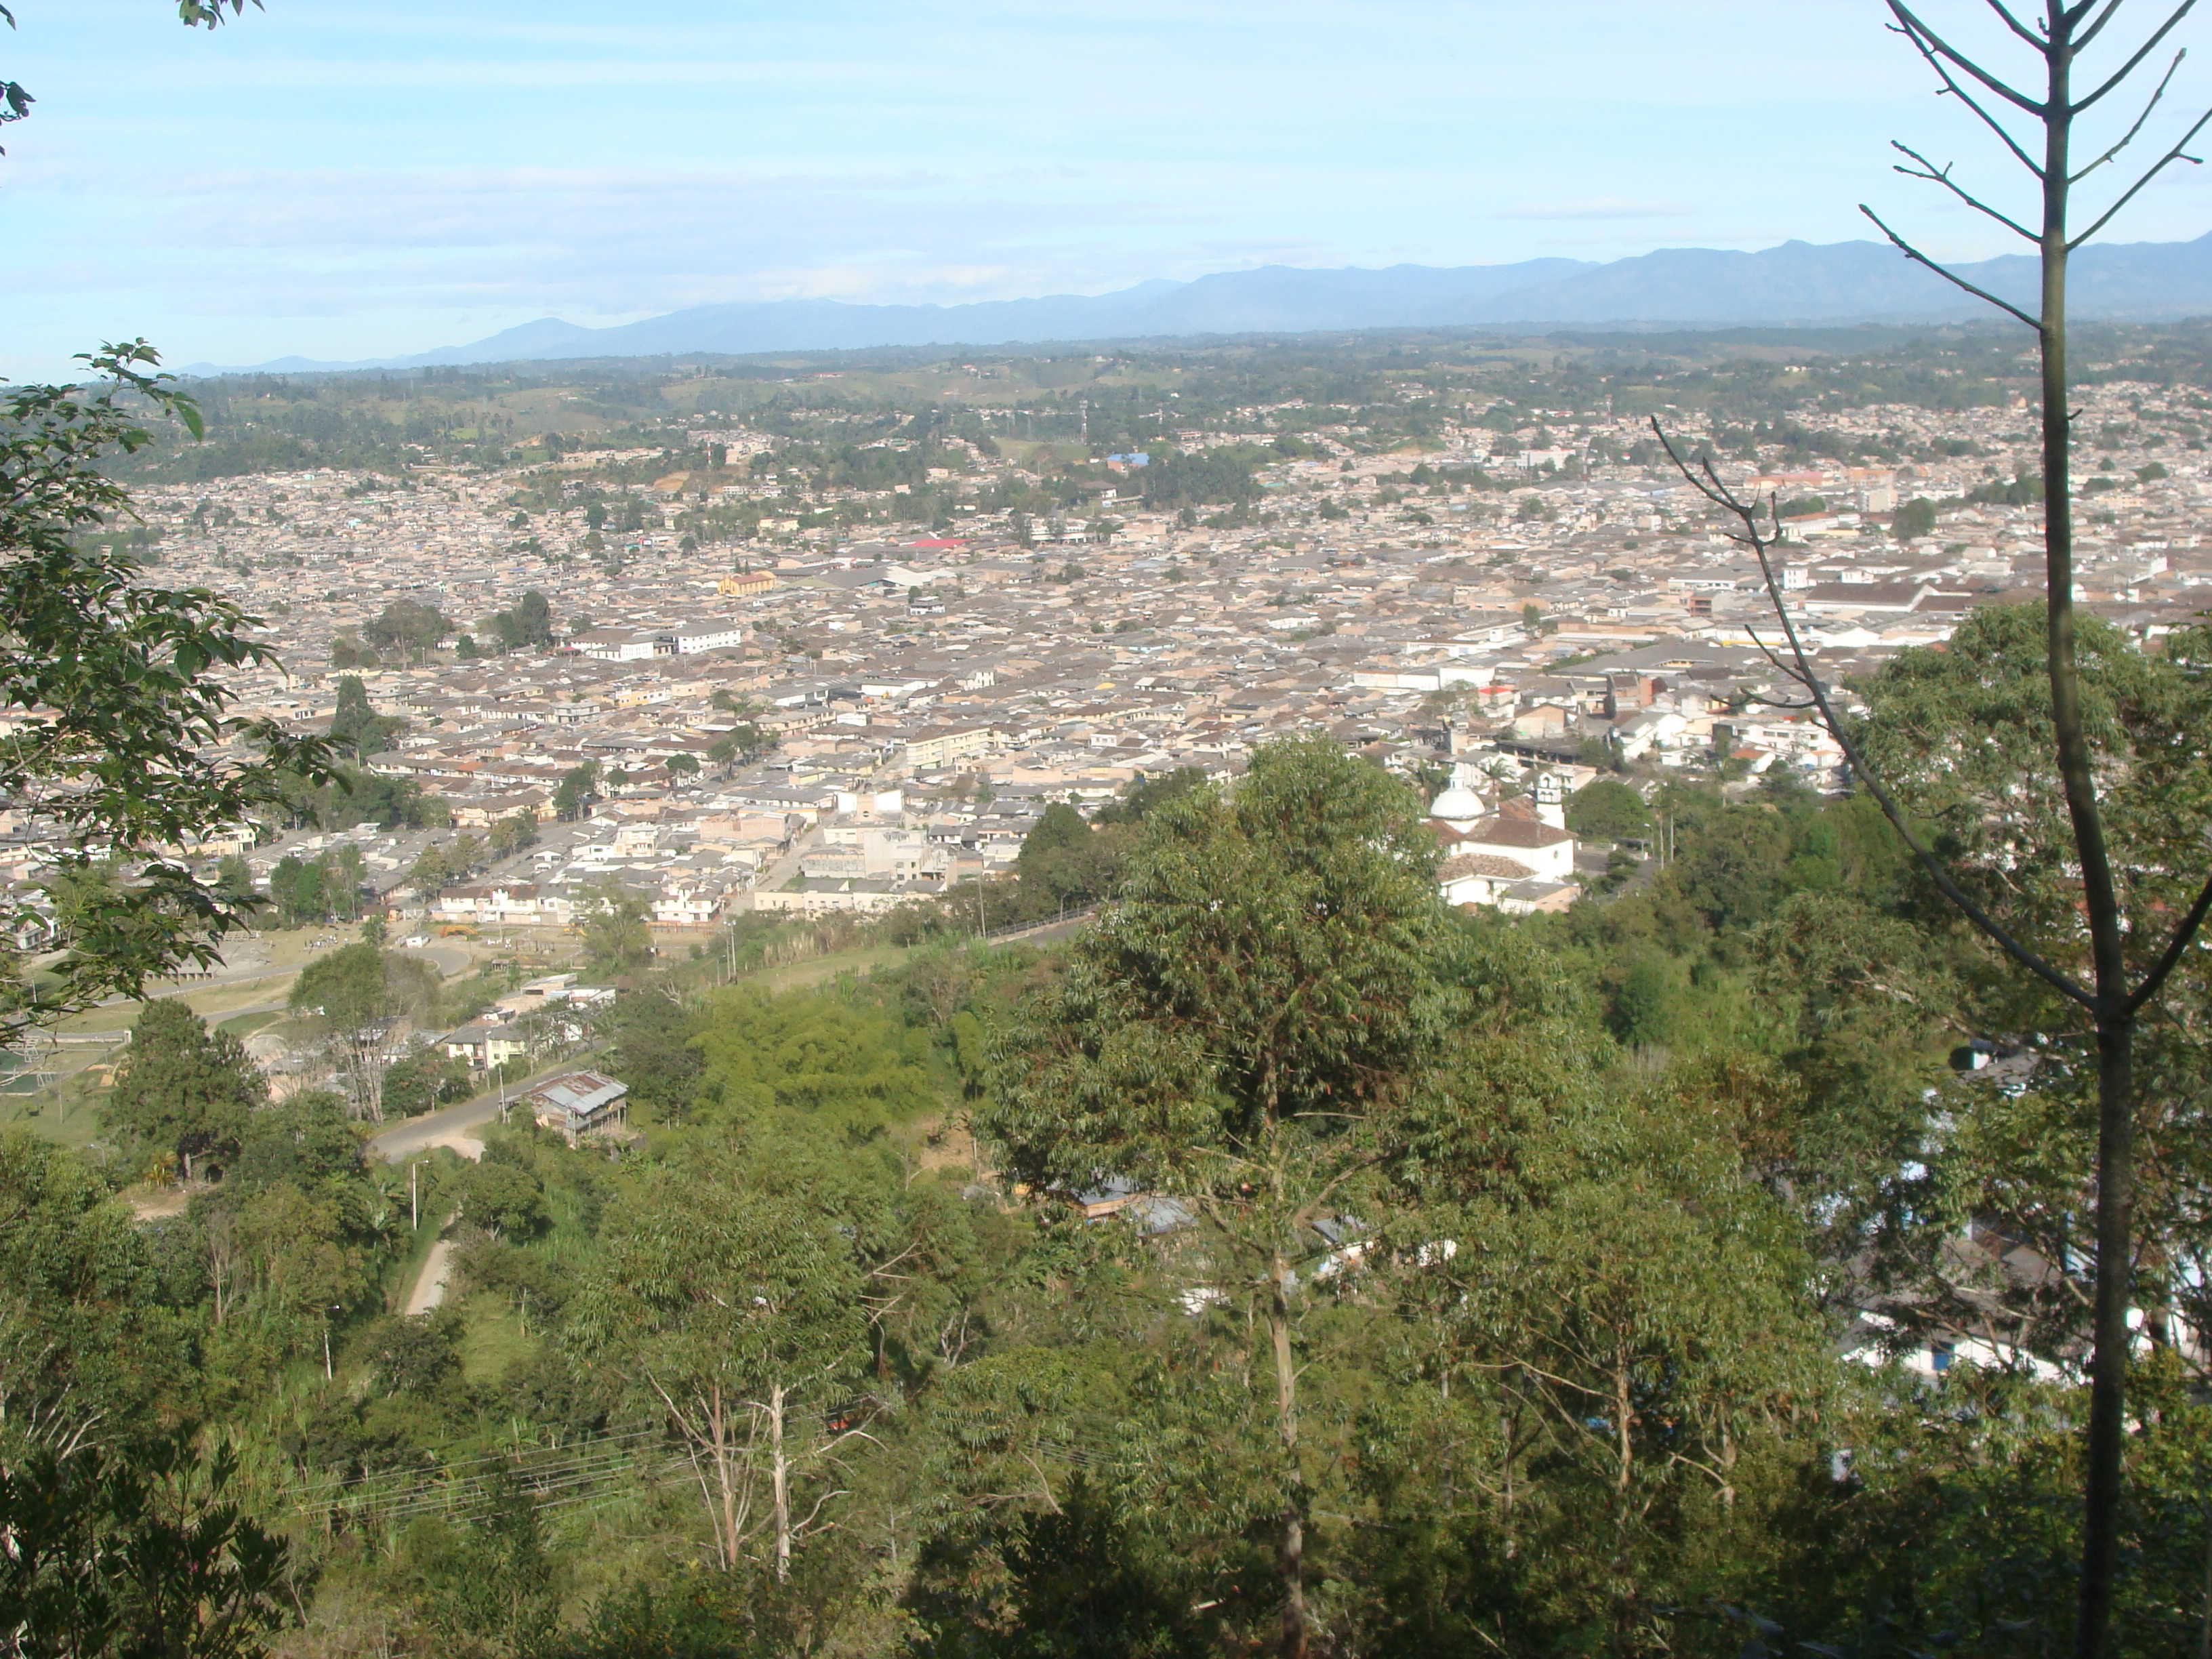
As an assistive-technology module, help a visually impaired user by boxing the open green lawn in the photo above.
[0,1084,108,1151]
[216,1008,287,1040]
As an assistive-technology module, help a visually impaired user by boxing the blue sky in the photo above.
[7,0,2211,377]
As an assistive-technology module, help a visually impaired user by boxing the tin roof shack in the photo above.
[523,1069,630,1145]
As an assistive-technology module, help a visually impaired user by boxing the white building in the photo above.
[573,627,659,662]
[663,619,747,654]
[1427,783,1578,914]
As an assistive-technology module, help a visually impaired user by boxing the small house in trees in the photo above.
[521,1069,630,1144]
[1066,1176,1193,1235]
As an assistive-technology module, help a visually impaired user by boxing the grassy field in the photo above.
[216,1008,289,1040]
[1,926,510,1151]
[0,1076,109,1149]
[457,1291,540,1385]
[751,945,906,994]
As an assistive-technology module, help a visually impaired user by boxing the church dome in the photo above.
[1429,783,1486,825]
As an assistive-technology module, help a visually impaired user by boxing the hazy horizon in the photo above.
[12,0,2212,380]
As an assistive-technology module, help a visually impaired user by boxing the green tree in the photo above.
[394,1475,560,1654]
[375,1044,466,1124]
[0,1436,293,1659]
[489,811,539,858]
[552,762,598,822]
[598,990,704,1119]
[361,597,451,663]
[379,1045,472,1119]
[694,986,934,1142]
[1012,800,1117,909]
[1606,952,1679,1049]
[0,345,332,1032]
[1092,766,1208,827]
[452,1161,548,1241]
[106,998,266,1181]
[226,1088,360,1195]
[1388,1044,1831,1649]
[1565,777,1652,842]
[0,1132,200,1449]
[1892,495,1938,539]
[576,878,652,979]
[488,589,555,653]
[213,853,256,909]
[327,674,403,760]
[408,843,450,898]
[985,735,1451,1658]
[266,854,327,926]
[289,943,438,1122]
[356,1309,462,1397]
[571,1170,871,1580]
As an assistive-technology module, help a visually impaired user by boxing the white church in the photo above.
[1427,769,1580,915]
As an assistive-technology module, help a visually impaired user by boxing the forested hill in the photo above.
[14,617,2212,1654]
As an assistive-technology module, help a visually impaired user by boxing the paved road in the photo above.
[369,1090,504,1163]
[367,1058,579,1164]
[399,944,473,977]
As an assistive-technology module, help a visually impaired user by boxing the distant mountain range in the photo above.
[191,231,2212,375]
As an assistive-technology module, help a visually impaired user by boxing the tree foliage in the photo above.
[0,345,331,1029]
[105,998,266,1179]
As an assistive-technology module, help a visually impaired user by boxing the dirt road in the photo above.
[404,1237,455,1315]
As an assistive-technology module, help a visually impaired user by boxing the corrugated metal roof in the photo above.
[523,1069,627,1119]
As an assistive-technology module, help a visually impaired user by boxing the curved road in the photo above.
[369,1090,504,1164]
[367,1057,577,1164]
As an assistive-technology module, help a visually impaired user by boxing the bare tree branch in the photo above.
[2072,0,2132,54]
[1985,0,2051,45]
[1888,1,2052,112]
[2123,867,2212,1012]
[1652,418,2095,1008]
[1889,15,2051,173]
[2071,48,2186,180]
[1891,140,2043,237]
[2069,104,2212,247]
[2074,0,2199,110]
[1740,619,1823,695]
[1860,205,2046,328]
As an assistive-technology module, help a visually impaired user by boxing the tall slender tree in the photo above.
[1657,8,2212,1650]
